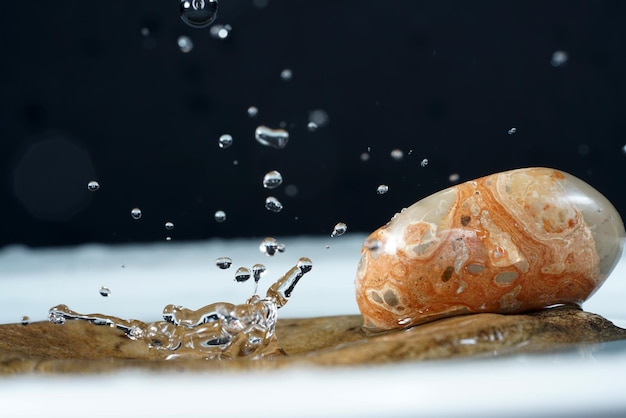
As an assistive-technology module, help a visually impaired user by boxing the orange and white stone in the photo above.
[356,167,625,332]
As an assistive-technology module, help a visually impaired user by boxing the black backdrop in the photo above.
[1,1,625,247]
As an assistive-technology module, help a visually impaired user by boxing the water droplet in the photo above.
[420,158,429,167]
[255,126,289,149]
[551,50,568,67]
[180,0,218,29]
[99,286,111,297]
[87,180,100,192]
[252,0,269,8]
[252,264,267,283]
[165,221,174,230]
[308,109,329,128]
[218,134,233,149]
[265,196,283,212]
[20,315,30,326]
[259,237,281,256]
[215,256,232,269]
[177,36,194,53]
[622,144,626,155]
[247,106,258,117]
[390,149,404,161]
[508,127,517,135]
[284,184,298,197]
[331,222,347,237]
[214,210,226,222]
[166,236,172,241]
[234,267,251,282]
[377,184,389,195]
[364,238,382,252]
[449,173,460,182]
[307,121,318,132]
[131,207,142,220]
[263,170,283,189]
[140,27,150,37]
[360,152,370,162]
[210,23,231,39]
[280,68,293,81]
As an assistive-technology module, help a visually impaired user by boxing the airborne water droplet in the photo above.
[377,184,389,195]
[259,237,281,256]
[234,267,251,282]
[20,315,30,326]
[508,127,517,135]
[180,0,218,29]
[360,152,370,162]
[420,158,429,167]
[165,221,174,230]
[308,109,329,128]
[99,286,111,297]
[551,50,568,67]
[131,207,142,220]
[265,196,283,212]
[214,210,226,222]
[331,222,347,237]
[252,263,267,283]
[247,106,258,117]
[215,256,232,269]
[280,68,293,81]
[255,126,289,149]
[177,35,194,53]
[390,149,404,161]
[449,173,460,182]
[263,170,283,189]
[218,134,233,149]
[307,122,318,132]
[87,180,100,192]
[210,24,231,39]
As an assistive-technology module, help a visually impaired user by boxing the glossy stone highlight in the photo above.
[356,167,625,332]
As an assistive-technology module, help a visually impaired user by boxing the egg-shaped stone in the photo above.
[356,167,625,332]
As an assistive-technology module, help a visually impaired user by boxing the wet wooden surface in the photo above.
[0,306,625,374]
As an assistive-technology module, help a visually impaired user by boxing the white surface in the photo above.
[0,235,625,418]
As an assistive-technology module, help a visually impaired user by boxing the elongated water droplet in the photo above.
[215,256,232,269]
[265,196,283,212]
[331,222,347,237]
[508,127,517,135]
[165,221,174,230]
[235,267,251,282]
[218,134,233,149]
[131,207,142,220]
[263,170,283,189]
[87,180,100,192]
[255,126,289,149]
[99,286,111,297]
[377,184,389,195]
[214,210,226,222]
[180,0,218,29]
[177,36,194,53]
[252,263,267,283]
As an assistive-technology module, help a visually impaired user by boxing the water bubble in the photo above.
[99,286,111,297]
[280,68,293,81]
[263,170,283,189]
[255,126,289,149]
[260,237,280,256]
[218,134,233,149]
[331,222,347,237]
[215,256,232,269]
[284,184,298,197]
[131,208,142,220]
[265,196,283,212]
[307,122,318,132]
[377,184,389,195]
[165,221,174,230]
[360,152,370,162]
[177,36,194,53]
[420,158,429,167]
[210,23,231,39]
[551,50,568,67]
[247,106,258,117]
[214,210,226,222]
[308,109,329,128]
[449,173,460,182]
[234,267,251,282]
[87,180,100,192]
[508,127,517,135]
[252,264,267,283]
[20,315,30,326]
[390,149,404,161]
[180,0,218,29]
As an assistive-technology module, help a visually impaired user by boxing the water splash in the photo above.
[48,258,313,360]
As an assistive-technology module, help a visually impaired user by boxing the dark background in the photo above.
[1,1,625,248]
